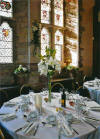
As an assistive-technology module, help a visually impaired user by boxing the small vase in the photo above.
[48,75,52,103]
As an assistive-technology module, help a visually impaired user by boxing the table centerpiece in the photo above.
[38,47,61,102]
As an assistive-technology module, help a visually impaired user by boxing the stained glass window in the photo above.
[41,0,51,24]
[54,0,63,27]
[41,28,50,55]
[0,0,13,17]
[55,30,63,61]
[70,49,78,66]
[0,22,13,63]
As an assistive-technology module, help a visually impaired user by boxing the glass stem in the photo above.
[48,75,51,102]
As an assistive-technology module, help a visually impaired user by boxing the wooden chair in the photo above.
[0,90,8,108]
[83,75,87,83]
[51,82,64,92]
[20,84,34,95]
[76,86,90,98]
[0,128,5,139]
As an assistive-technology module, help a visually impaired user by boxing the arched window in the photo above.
[0,22,13,63]
[41,27,50,55]
[41,0,79,66]
[0,0,13,17]
[41,0,51,24]
[55,30,63,61]
[54,0,63,27]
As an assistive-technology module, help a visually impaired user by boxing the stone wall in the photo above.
[0,0,96,87]
[79,0,95,76]
[0,0,44,90]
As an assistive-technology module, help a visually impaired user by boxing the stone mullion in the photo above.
[62,0,66,65]
[51,0,55,48]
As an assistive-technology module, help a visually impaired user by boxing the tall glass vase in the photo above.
[48,75,52,103]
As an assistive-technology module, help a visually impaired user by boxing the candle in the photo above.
[34,94,42,113]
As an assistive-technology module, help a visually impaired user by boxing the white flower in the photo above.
[47,57,56,68]
[18,65,22,70]
[38,48,61,76]
[55,63,61,73]
[38,61,43,72]
[14,65,28,74]
[38,62,48,76]
[23,67,27,72]
[40,66,48,76]
[19,65,22,67]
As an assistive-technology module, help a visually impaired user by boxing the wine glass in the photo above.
[69,94,75,107]
[42,88,48,96]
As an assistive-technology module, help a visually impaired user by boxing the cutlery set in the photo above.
[15,122,39,136]
[0,113,17,121]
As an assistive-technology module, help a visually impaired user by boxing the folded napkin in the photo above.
[85,101,100,108]
[0,113,9,116]
[1,113,17,121]
[84,115,100,121]
[62,122,73,137]
[90,107,100,112]
[22,122,38,136]
[88,84,94,87]
[4,101,17,107]
[57,113,73,137]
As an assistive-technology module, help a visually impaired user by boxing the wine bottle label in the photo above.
[61,99,64,104]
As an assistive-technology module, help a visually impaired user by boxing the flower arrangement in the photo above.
[38,48,61,77]
[14,65,29,85]
[38,47,61,102]
[32,20,41,55]
[14,65,28,75]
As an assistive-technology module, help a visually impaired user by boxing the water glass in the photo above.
[34,94,42,114]
[21,95,30,104]
[75,99,83,119]
[20,103,30,112]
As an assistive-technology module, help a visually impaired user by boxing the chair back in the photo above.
[20,84,34,95]
[0,129,5,139]
[76,86,90,98]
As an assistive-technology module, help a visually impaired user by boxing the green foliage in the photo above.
[40,47,56,60]
[66,65,79,71]
[14,65,28,75]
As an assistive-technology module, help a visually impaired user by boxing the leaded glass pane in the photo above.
[55,30,63,61]
[55,30,63,45]
[0,41,12,48]
[0,49,12,56]
[0,0,13,17]
[0,57,12,63]
[54,0,63,26]
[55,45,61,61]
[41,0,51,24]
[41,28,50,55]
[0,22,13,63]
[70,49,78,66]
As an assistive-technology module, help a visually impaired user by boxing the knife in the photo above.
[33,124,39,136]
[83,118,97,129]
[85,116,100,121]
[72,128,79,135]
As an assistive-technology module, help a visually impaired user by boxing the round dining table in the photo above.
[0,92,100,139]
[83,79,100,104]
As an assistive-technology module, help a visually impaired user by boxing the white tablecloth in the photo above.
[0,93,100,139]
[84,79,100,104]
